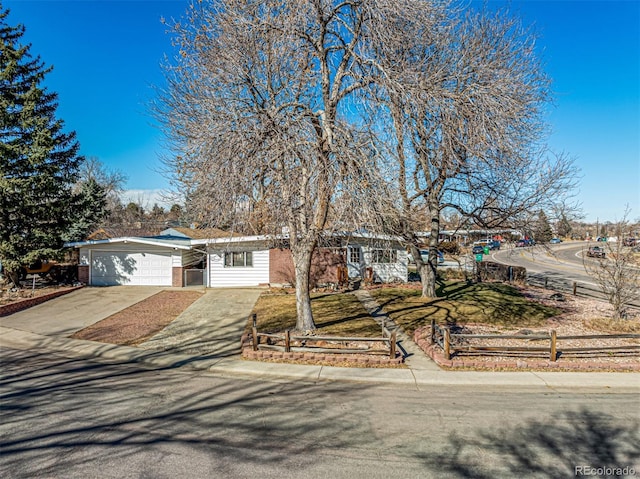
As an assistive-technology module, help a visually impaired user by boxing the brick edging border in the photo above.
[0,286,84,317]
[413,327,640,372]
[240,333,404,367]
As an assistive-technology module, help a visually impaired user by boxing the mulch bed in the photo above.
[70,290,204,346]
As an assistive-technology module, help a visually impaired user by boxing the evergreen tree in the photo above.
[64,178,108,242]
[0,7,83,284]
[534,210,554,242]
[556,214,572,238]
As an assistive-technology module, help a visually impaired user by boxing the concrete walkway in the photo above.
[352,289,440,371]
[138,288,262,358]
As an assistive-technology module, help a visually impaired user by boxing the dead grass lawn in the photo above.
[369,281,562,335]
[250,291,381,336]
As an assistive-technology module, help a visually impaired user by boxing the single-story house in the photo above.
[66,229,408,288]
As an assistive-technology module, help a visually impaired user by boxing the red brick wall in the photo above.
[0,286,83,317]
[78,265,89,284]
[269,249,295,285]
[172,267,184,287]
[269,248,345,287]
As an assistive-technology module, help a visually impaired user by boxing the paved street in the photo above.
[1,347,638,479]
[491,242,640,308]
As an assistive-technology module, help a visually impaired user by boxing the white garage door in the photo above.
[91,251,172,286]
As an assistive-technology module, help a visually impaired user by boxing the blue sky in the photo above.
[3,0,639,222]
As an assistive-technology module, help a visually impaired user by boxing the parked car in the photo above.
[550,238,562,244]
[586,246,606,258]
[623,237,638,247]
[473,239,492,248]
[419,250,445,264]
[515,239,534,247]
[472,245,485,255]
[489,240,501,250]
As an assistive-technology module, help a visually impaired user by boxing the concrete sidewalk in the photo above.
[1,324,638,390]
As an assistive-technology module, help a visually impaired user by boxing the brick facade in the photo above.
[172,267,184,287]
[269,248,345,287]
[78,265,89,284]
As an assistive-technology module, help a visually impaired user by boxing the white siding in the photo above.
[363,247,408,283]
[208,249,269,287]
[180,248,205,267]
[79,247,90,266]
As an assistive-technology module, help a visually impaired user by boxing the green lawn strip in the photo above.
[369,281,562,335]
[249,291,382,337]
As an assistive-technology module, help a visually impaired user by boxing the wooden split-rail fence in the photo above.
[430,319,640,361]
[250,314,398,359]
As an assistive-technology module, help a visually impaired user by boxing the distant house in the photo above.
[65,229,408,288]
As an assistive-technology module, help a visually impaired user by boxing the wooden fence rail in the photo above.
[430,318,640,361]
[250,314,398,359]
[526,274,640,311]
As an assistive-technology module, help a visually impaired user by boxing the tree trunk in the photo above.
[419,258,438,298]
[421,206,441,298]
[291,243,316,332]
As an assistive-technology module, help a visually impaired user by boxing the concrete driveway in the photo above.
[0,286,163,337]
[138,288,263,358]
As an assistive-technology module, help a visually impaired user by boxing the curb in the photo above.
[1,326,638,389]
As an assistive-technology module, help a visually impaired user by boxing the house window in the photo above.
[224,251,253,267]
[348,247,361,264]
[371,249,397,264]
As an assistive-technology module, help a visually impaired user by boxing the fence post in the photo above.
[252,327,258,351]
[544,277,548,289]
[251,313,258,351]
[443,327,451,360]
[550,330,557,361]
[284,330,291,352]
[430,318,436,344]
[572,282,577,296]
[389,331,397,359]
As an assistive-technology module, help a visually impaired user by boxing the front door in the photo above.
[346,246,363,279]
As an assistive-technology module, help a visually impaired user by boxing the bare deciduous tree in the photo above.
[369,5,579,297]
[584,209,640,319]
[77,156,127,212]
[157,0,396,331]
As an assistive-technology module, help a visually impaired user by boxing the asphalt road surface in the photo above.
[490,242,640,308]
[1,347,638,478]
